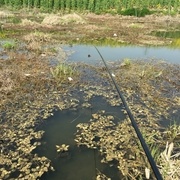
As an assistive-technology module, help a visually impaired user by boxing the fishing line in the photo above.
[94,46,163,180]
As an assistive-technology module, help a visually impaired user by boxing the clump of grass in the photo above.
[121,58,132,67]
[159,142,180,179]
[50,63,78,83]
[23,31,51,51]
[164,121,180,141]
[2,41,16,50]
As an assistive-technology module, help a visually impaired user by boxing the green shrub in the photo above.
[121,8,152,17]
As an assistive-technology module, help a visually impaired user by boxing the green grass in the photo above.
[121,8,152,17]
[165,121,180,141]
[50,63,78,83]
[2,41,16,50]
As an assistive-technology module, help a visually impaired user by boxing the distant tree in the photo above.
[60,0,65,10]
[83,0,89,10]
[48,0,54,9]
[0,0,5,5]
[71,0,77,10]
[77,0,83,11]
[13,0,23,8]
[40,0,49,10]
[102,0,111,12]
[4,0,9,6]
[54,0,60,10]
[95,0,101,14]
[88,0,95,12]
[34,0,40,8]
[66,0,71,11]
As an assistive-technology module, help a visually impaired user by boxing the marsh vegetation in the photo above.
[0,5,179,180]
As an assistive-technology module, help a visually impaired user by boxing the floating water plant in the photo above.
[56,144,69,153]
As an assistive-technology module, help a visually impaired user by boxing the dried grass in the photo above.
[21,19,40,27]
[0,69,14,94]
[159,142,180,180]
[23,31,51,50]
[42,13,86,25]
[0,11,13,18]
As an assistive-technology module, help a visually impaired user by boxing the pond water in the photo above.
[36,44,180,179]
[36,96,125,180]
[63,44,180,65]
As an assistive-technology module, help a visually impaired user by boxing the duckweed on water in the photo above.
[75,60,180,179]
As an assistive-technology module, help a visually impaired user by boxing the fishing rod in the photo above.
[94,46,163,180]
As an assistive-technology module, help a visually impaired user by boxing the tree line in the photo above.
[0,0,179,14]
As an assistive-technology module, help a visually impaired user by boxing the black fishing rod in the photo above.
[94,46,163,180]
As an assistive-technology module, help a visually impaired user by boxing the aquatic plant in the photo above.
[2,41,16,50]
[50,63,78,83]
[56,144,69,153]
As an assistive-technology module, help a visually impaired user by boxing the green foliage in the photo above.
[50,63,78,83]
[59,0,65,10]
[122,58,132,66]
[71,0,77,10]
[165,121,180,141]
[54,0,60,10]
[65,0,71,11]
[121,8,152,17]
[0,0,179,14]
[34,0,40,8]
[0,0,4,5]
[2,41,16,50]
[88,0,95,12]
[40,0,49,10]
[149,144,160,162]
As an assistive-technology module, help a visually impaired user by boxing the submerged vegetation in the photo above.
[75,59,180,179]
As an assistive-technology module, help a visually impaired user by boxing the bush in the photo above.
[121,8,152,17]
